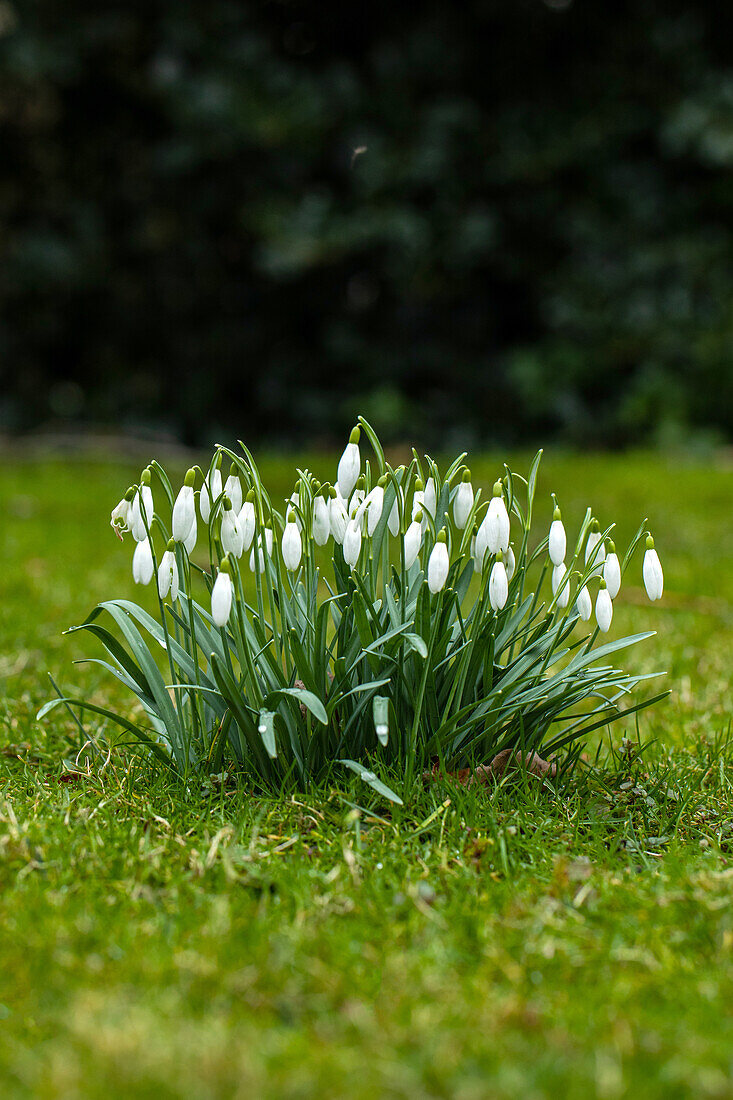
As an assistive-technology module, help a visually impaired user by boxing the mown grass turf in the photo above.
[0,448,732,1098]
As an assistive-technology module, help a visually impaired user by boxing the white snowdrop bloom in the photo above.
[487,481,510,554]
[489,552,508,611]
[157,542,179,601]
[387,490,401,536]
[221,499,244,558]
[596,580,613,633]
[281,514,302,571]
[453,470,474,529]
[287,489,303,530]
[427,531,450,594]
[548,504,566,567]
[411,480,425,523]
[130,472,154,542]
[343,518,362,568]
[403,512,424,569]
[474,510,490,567]
[312,493,331,545]
[552,563,570,609]
[110,488,134,536]
[238,493,256,551]
[132,537,154,586]
[328,489,348,545]
[336,427,361,499]
[349,479,366,525]
[224,470,243,515]
[358,478,387,537]
[172,470,197,543]
[603,540,621,599]
[423,477,437,519]
[506,544,516,582]
[643,535,664,601]
[183,513,197,555]
[585,520,606,576]
[471,532,482,574]
[200,460,223,524]
[211,561,233,627]
[576,584,592,622]
[249,529,273,573]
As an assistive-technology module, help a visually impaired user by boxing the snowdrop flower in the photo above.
[337,427,361,500]
[585,519,605,576]
[281,511,302,571]
[403,511,423,569]
[357,476,387,537]
[238,491,256,552]
[576,584,592,622]
[220,498,244,558]
[249,528,273,573]
[312,491,331,546]
[603,539,621,599]
[172,469,197,543]
[132,537,154,586]
[506,544,516,582]
[548,503,566,567]
[157,540,179,601]
[643,534,664,601]
[328,488,348,545]
[211,558,233,627]
[552,563,570,609]
[343,518,362,569]
[224,466,243,514]
[453,469,473,530]
[596,579,613,633]
[477,481,510,560]
[200,455,223,524]
[387,487,402,536]
[428,529,450,594]
[423,476,437,519]
[110,487,135,537]
[349,477,366,526]
[130,470,154,543]
[183,514,197,556]
[489,550,508,611]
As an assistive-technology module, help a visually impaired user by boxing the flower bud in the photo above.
[387,490,401,536]
[211,559,233,627]
[596,579,613,633]
[238,491,256,551]
[224,465,243,514]
[585,519,606,576]
[489,550,508,611]
[603,540,621,599]
[158,540,179,601]
[132,537,154,586]
[328,488,348,545]
[172,471,197,543]
[552,563,570,609]
[336,427,361,500]
[549,504,566,567]
[423,476,437,519]
[343,518,362,568]
[403,513,423,569]
[312,492,331,546]
[130,473,154,543]
[453,469,474,529]
[643,534,664,601]
[221,498,244,558]
[428,530,450,593]
[576,584,592,622]
[506,544,516,582]
[281,513,303,571]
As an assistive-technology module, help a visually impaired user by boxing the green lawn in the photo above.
[1,448,732,1099]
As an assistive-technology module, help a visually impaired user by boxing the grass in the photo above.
[0,447,732,1099]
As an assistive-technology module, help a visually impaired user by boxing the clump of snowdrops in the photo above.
[41,420,667,803]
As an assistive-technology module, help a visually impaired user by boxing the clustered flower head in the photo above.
[109,427,664,639]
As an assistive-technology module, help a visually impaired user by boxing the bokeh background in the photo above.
[1,0,732,449]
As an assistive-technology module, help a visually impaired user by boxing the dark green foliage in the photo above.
[1,2,732,444]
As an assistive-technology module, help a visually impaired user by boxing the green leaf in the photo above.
[339,759,403,805]
[258,710,278,758]
[263,687,328,725]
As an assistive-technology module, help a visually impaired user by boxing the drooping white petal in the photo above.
[157,550,179,601]
[312,496,331,545]
[387,494,401,537]
[132,538,154,586]
[364,485,385,536]
[172,485,196,543]
[552,563,570,609]
[549,519,566,567]
[110,497,131,535]
[453,480,473,529]
[249,530,273,573]
[329,493,348,545]
[506,545,516,582]
[427,541,449,594]
[221,509,244,558]
[403,519,423,569]
[130,485,154,543]
[281,521,302,571]
[200,468,223,524]
[336,440,360,500]
[585,529,606,576]
[603,552,621,599]
[576,585,592,621]
[224,474,243,515]
[211,570,233,627]
[343,519,362,568]
[489,560,508,611]
[183,515,197,555]
[643,548,664,601]
[596,587,613,633]
[487,495,510,555]
[238,501,256,551]
[423,477,437,519]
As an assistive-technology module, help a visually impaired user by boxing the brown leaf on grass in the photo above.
[423,749,557,787]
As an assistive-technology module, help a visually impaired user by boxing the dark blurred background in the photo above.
[1,0,732,449]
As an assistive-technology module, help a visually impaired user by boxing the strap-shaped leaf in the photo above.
[262,687,327,725]
[339,759,403,805]
[257,710,277,758]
